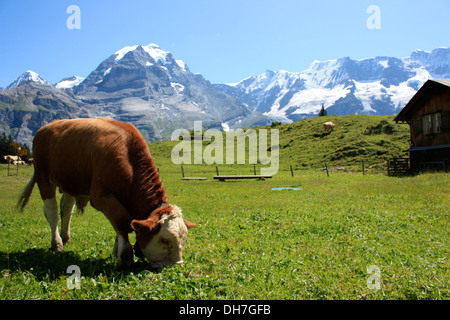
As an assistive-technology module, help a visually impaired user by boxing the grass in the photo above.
[266,114,411,171]
[0,163,448,300]
[0,115,448,300]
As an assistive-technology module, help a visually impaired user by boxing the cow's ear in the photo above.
[184,219,196,228]
[131,219,158,232]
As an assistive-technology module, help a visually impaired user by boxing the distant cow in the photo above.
[18,118,195,269]
[323,121,335,133]
[4,155,21,164]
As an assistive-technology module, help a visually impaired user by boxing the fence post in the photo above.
[362,159,365,176]
[216,166,219,176]
[181,165,185,178]
[290,165,294,177]
[325,163,329,177]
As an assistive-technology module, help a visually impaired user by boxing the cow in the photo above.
[323,121,335,133]
[4,155,21,164]
[17,118,195,269]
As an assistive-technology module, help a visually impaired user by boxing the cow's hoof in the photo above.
[116,259,134,270]
[51,242,64,252]
[61,236,71,245]
[134,242,144,259]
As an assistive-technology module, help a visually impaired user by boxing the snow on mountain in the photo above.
[6,70,51,90]
[77,43,191,90]
[55,76,85,89]
[114,45,140,60]
[218,47,450,122]
[114,43,187,70]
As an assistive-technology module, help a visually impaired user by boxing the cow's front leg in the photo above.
[91,193,134,269]
[114,233,134,269]
[134,240,144,259]
[43,197,64,252]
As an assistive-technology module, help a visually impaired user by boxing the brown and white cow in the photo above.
[18,118,195,269]
[323,121,335,133]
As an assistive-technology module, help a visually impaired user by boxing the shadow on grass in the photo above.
[0,248,158,281]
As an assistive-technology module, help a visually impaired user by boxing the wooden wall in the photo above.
[409,85,450,147]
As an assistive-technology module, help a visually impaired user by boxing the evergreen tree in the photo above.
[318,104,327,117]
[0,132,31,162]
[0,133,15,160]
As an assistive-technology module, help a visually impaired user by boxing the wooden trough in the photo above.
[181,166,207,180]
[213,175,272,182]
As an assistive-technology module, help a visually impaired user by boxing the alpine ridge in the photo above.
[1,45,449,147]
[215,47,450,122]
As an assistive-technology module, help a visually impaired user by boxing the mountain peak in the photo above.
[55,76,85,89]
[113,43,187,71]
[6,70,51,90]
[141,43,170,64]
[114,45,140,60]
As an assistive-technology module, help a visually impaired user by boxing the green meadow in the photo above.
[0,115,448,300]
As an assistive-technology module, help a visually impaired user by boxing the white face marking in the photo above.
[141,205,188,268]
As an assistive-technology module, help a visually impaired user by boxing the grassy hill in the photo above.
[149,114,411,174]
[267,114,410,171]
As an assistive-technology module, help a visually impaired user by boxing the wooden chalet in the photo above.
[394,79,450,172]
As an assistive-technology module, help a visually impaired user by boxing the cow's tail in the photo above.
[17,173,36,211]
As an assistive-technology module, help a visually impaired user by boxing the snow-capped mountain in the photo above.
[216,47,450,122]
[72,43,264,140]
[55,76,85,89]
[6,70,51,90]
[1,43,266,145]
[1,44,449,146]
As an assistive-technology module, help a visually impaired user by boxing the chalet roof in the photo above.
[394,79,450,123]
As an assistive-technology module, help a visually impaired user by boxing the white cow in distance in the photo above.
[323,122,335,133]
[4,155,22,165]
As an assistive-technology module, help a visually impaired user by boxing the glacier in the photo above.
[217,47,450,122]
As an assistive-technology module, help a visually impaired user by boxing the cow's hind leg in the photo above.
[44,197,64,252]
[60,193,76,245]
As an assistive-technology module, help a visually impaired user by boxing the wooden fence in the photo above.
[387,158,410,176]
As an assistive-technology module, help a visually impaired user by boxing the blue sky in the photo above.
[0,0,449,87]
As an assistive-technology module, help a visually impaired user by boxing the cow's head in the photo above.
[131,205,195,269]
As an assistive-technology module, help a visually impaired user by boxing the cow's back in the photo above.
[33,118,139,199]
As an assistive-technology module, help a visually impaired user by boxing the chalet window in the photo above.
[434,113,441,133]
[413,112,447,136]
[423,115,433,134]
[413,117,422,136]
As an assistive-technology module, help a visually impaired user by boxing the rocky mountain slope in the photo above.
[1,45,448,147]
[0,44,266,146]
